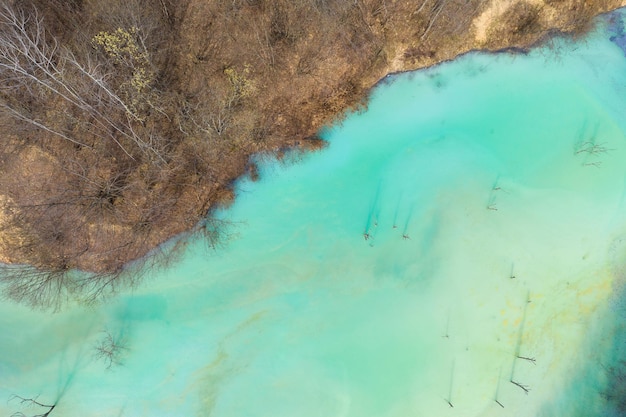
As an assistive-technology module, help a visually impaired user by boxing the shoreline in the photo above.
[369,6,623,93]
[1,0,625,305]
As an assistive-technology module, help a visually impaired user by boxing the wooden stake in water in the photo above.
[492,175,502,191]
[402,204,413,240]
[446,360,455,408]
[495,366,504,408]
[514,291,530,358]
[510,291,532,394]
[363,182,382,240]
[392,195,401,229]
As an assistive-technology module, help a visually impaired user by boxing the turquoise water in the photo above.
[2,11,626,417]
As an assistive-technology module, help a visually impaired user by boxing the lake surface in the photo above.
[2,9,626,417]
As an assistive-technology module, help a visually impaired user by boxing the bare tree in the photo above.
[94,330,127,369]
[9,395,56,417]
[0,2,165,161]
[0,264,72,311]
[420,0,448,41]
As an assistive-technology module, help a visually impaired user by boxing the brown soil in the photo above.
[0,0,624,305]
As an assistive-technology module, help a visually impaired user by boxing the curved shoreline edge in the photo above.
[1,1,626,306]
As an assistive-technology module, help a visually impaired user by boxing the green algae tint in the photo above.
[2,11,626,417]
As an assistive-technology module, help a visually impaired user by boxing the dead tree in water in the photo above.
[510,379,530,394]
[9,395,56,417]
[94,330,127,369]
[516,355,536,365]
[575,141,614,156]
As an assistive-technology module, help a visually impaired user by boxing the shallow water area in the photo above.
[2,10,626,417]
